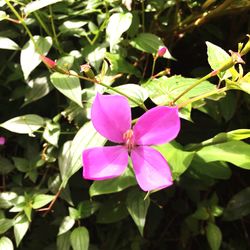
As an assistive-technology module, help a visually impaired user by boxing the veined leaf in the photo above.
[70,227,89,250]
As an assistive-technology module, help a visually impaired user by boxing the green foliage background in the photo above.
[0,0,250,249]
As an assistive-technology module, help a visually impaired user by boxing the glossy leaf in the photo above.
[0,218,14,234]
[126,189,150,236]
[155,141,194,180]
[223,187,250,221]
[206,41,237,79]
[24,0,62,15]
[89,166,136,197]
[57,232,71,250]
[0,192,17,209]
[69,201,100,219]
[50,72,83,107]
[206,223,222,250]
[58,216,75,236]
[130,33,163,53]
[143,75,216,106]
[24,75,51,106]
[14,214,29,247]
[20,36,52,79]
[0,37,20,50]
[0,237,13,250]
[197,141,250,169]
[107,84,148,108]
[105,53,141,77]
[106,12,133,51]
[0,156,15,174]
[70,227,89,250]
[32,194,54,209]
[59,121,106,188]
[0,114,44,135]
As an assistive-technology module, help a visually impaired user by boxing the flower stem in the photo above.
[172,58,234,104]
[151,56,157,77]
[4,0,37,49]
[177,86,227,109]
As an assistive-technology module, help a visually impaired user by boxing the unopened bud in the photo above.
[229,50,245,64]
[40,55,56,69]
[240,34,250,56]
[157,46,167,57]
[0,136,6,145]
[80,64,95,79]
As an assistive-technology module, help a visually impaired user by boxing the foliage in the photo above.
[0,0,250,249]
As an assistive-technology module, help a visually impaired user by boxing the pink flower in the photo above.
[82,93,181,191]
[0,136,6,145]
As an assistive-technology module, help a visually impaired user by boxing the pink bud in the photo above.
[40,55,56,69]
[157,46,167,57]
[0,136,6,145]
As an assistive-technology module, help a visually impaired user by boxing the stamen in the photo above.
[123,129,135,151]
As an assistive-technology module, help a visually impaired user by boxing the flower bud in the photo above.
[157,46,167,57]
[80,64,95,79]
[40,55,56,69]
[0,136,6,145]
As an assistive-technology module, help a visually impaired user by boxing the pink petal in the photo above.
[91,93,131,143]
[131,146,173,191]
[83,146,128,180]
[133,106,180,145]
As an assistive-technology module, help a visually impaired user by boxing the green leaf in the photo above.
[24,0,62,15]
[69,201,100,219]
[0,218,14,234]
[50,72,83,107]
[105,53,141,77]
[13,157,30,172]
[43,120,61,146]
[126,189,150,236]
[24,75,51,106]
[20,36,52,79]
[0,237,13,250]
[155,141,194,180]
[59,121,106,188]
[191,157,231,180]
[70,227,89,250]
[0,37,20,50]
[0,192,17,209]
[0,156,15,174]
[0,11,7,21]
[106,12,133,51]
[223,187,250,221]
[143,75,216,106]
[58,216,75,236]
[197,141,250,169]
[57,232,71,250]
[32,194,54,209]
[0,114,44,135]
[107,84,148,108]
[97,200,129,224]
[206,223,222,250]
[226,72,250,94]
[14,214,29,247]
[90,167,136,197]
[206,41,237,79]
[130,33,163,54]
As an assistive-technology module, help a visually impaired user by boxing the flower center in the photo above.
[123,129,135,151]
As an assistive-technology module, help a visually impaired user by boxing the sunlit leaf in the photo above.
[106,12,132,51]
[24,0,62,14]
[14,214,29,247]
[70,227,89,250]
[126,189,150,236]
[0,237,13,250]
[90,166,136,197]
[0,114,44,135]
[50,72,83,107]
[58,216,75,236]
[0,37,20,50]
[20,36,52,79]
[32,194,54,209]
